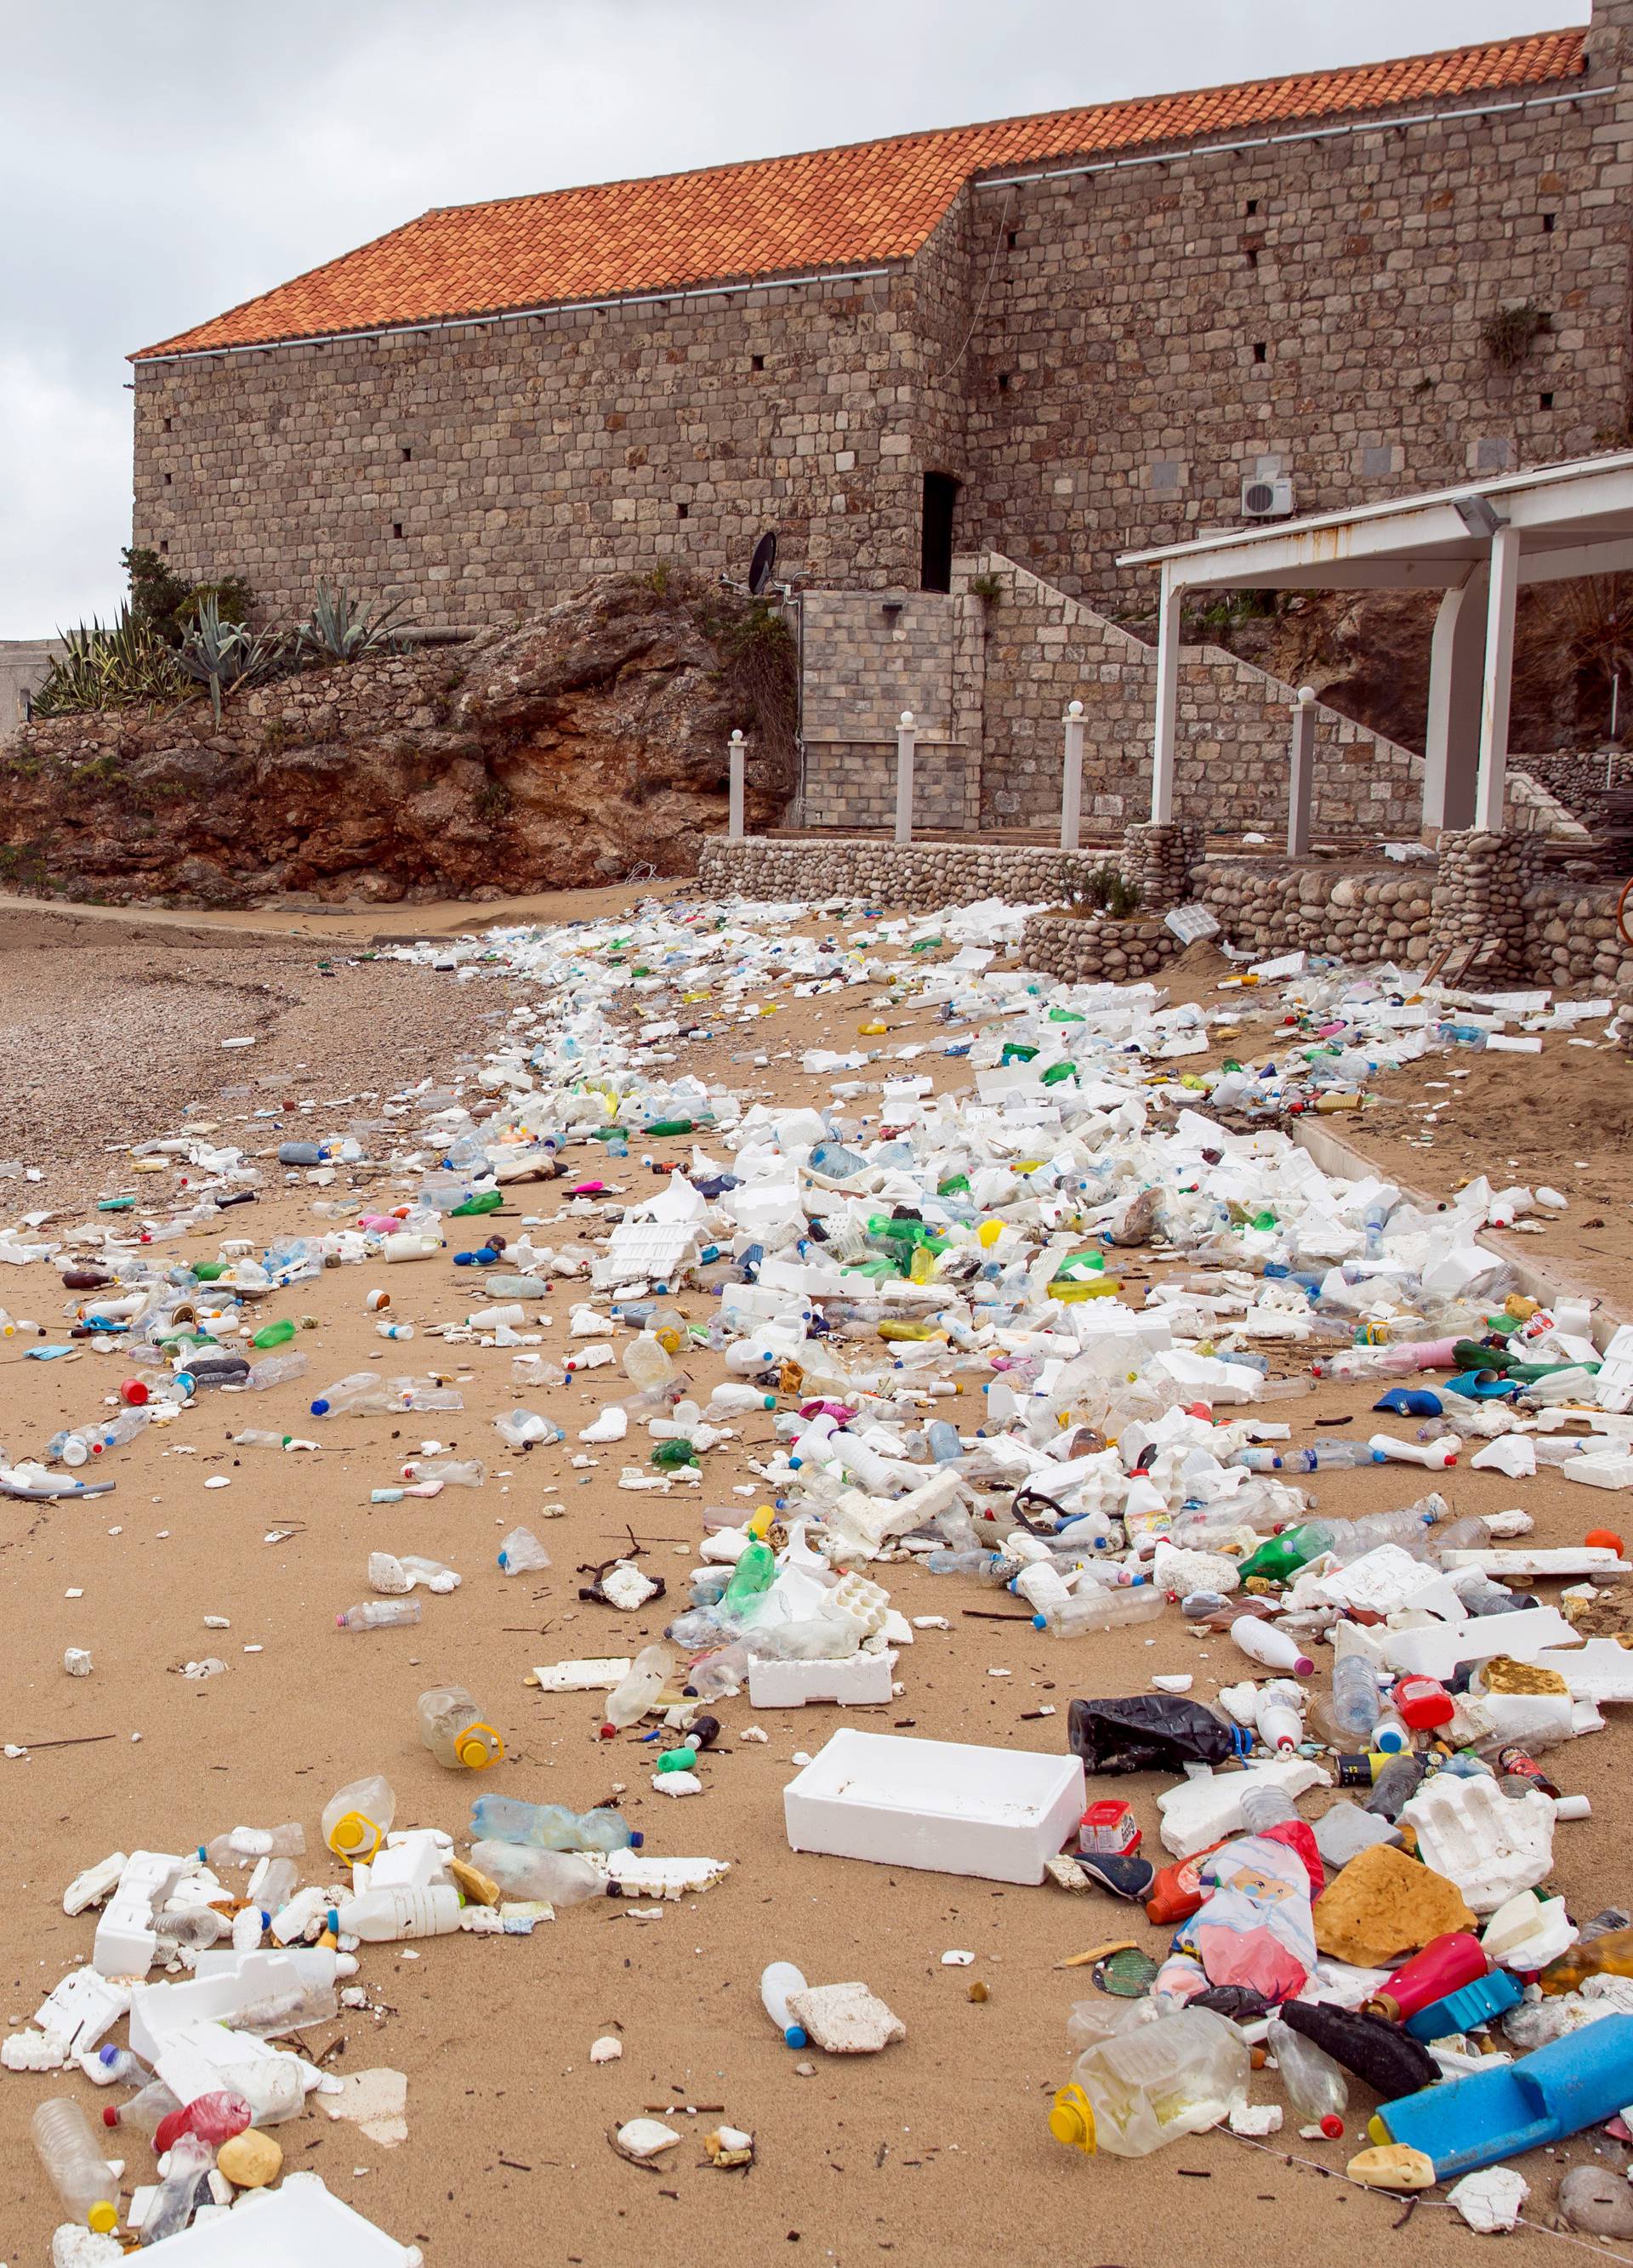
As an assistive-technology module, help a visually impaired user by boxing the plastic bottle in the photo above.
[1229,1617,1314,1675]
[1364,1753,1425,1820]
[332,1886,463,1941]
[1042,1587,1166,1637]
[1050,2005,1250,2157]
[497,1526,551,1576]
[470,1793,637,1852]
[602,1643,677,1735]
[337,1599,422,1634]
[417,1686,504,1771]
[31,2098,120,2233]
[402,1457,484,1488]
[1329,1653,1384,1744]
[761,1960,810,2047]
[321,1774,396,1862]
[1254,1680,1306,1754]
[1266,2017,1348,2137]
[1395,1674,1454,1731]
[1366,1932,1488,2021]
[704,1384,777,1418]
[1368,1431,1459,1469]
[102,2078,181,2135]
[721,1538,777,1611]
[157,1907,229,1949]
[136,2130,214,2245]
[469,1839,606,1907]
[1539,1924,1633,1998]
[199,1823,304,1871]
[152,2089,251,2154]
[624,1332,678,1393]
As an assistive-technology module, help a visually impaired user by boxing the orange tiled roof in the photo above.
[134,30,1586,359]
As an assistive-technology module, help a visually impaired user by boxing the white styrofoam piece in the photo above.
[783,1728,1084,1885]
[144,2018,300,2112]
[367,1832,447,1895]
[128,1950,316,2060]
[32,1968,130,2058]
[590,1220,697,1288]
[1399,1776,1555,1914]
[1594,1325,1633,1415]
[93,1850,191,1977]
[1312,1544,1466,1619]
[531,1657,631,1691]
[1380,1606,1576,1680]
[602,1851,730,1899]
[1157,1759,1331,1858]
[1443,1548,1626,1577]
[1528,1641,1633,1703]
[115,2179,417,2262]
[1563,1452,1633,1492]
[748,1651,896,1708]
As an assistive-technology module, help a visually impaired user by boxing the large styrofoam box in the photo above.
[783,1729,1084,1884]
[133,2180,415,2261]
[748,1651,896,1708]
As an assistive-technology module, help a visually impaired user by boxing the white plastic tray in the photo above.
[134,2181,415,2262]
[783,1728,1084,1884]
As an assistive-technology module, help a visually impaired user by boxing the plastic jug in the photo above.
[321,1774,395,1862]
[1366,1932,1488,2023]
[417,1686,504,1771]
[1370,2014,1633,2179]
[1050,2005,1249,2157]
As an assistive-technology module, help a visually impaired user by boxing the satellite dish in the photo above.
[748,531,777,597]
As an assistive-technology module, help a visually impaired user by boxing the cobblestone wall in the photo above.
[1192,857,1435,963]
[1525,878,1633,986]
[697,836,1117,911]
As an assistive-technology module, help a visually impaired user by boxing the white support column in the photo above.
[894,710,916,845]
[1286,686,1317,857]
[1060,698,1084,851]
[1474,523,1522,834]
[1423,568,1488,833]
[727,729,745,841]
[1149,567,1181,823]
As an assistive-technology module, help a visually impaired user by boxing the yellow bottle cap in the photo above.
[88,2203,118,2235]
[455,1724,504,1770]
[1368,2112,1390,2146]
[1048,2083,1097,2154]
[327,1810,384,1861]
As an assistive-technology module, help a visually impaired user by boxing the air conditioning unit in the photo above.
[1241,475,1295,520]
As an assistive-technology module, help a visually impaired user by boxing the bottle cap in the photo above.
[327,1810,384,1861]
[456,1725,504,1771]
[1047,2083,1098,2154]
[784,2023,808,2048]
[88,2203,118,2234]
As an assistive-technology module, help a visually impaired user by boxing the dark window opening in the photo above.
[162,416,173,432]
[163,473,173,485]
[997,372,1010,391]
[159,541,169,554]
[392,521,403,538]
[920,470,959,594]
[1543,211,1556,233]
[1246,198,1259,215]
[751,353,765,371]
[401,445,413,461]
[1006,230,1018,248]
[677,502,690,518]
[1540,390,1555,409]
[1245,247,1259,268]
[1253,341,1267,362]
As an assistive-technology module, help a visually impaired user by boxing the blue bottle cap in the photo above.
[310,1398,329,1417]
[629,1830,644,1849]
[784,2024,808,2049]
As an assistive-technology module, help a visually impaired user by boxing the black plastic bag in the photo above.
[1067,1694,1239,1776]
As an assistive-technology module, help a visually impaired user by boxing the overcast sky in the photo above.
[0,0,1590,636]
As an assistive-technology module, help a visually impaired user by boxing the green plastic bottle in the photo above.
[1237,1521,1336,1584]
[644,1118,695,1137]
[251,1317,296,1349]
[451,1189,503,1217]
[651,1438,698,1469]
[722,1539,777,1610]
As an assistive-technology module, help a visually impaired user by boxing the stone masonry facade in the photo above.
[133,9,1633,629]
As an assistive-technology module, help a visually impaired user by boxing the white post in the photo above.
[894,710,916,845]
[1423,569,1488,833]
[1286,685,1317,857]
[1474,522,1522,834]
[1149,566,1181,823]
[727,728,745,841]
[1059,699,1085,851]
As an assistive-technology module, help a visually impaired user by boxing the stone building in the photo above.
[127,5,1633,838]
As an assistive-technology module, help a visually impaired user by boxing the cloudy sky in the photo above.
[0,0,1588,636]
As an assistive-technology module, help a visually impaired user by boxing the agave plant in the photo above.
[29,608,186,717]
[294,579,413,663]
[176,597,287,725]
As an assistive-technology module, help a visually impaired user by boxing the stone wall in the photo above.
[797,589,980,829]
[1012,910,1181,983]
[697,835,1119,912]
[132,39,1633,626]
[1511,750,1633,833]
[1192,857,1435,963]
[1525,878,1633,987]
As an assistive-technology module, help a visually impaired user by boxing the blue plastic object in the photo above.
[1374,1387,1443,1418]
[1404,1965,1523,2043]
[1373,2013,1633,2177]
[1447,1370,1522,1401]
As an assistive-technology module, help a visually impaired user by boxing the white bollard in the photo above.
[728,728,746,842]
[1061,698,1085,852]
[1287,686,1317,857]
[894,711,916,846]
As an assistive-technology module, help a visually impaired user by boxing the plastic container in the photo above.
[332,1886,463,1941]
[784,1728,1085,1885]
[152,2088,252,2154]
[469,1839,606,1907]
[31,2097,119,2232]
[200,1823,304,1871]
[337,1599,421,1634]
[417,1686,504,1771]
[1367,1932,1488,2023]
[321,1774,396,1862]
[497,1526,551,1576]
[1228,1616,1314,1675]
[1266,2017,1347,2137]
[761,1960,810,2047]
[1041,1586,1165,1638]
[1050,2005,1250,2157]
[469,1792,637,1853]
[601,1643,677,1735]
[1370,2013,1633,2179]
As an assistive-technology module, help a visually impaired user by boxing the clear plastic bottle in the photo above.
[761,1960,810,2047]
[602,1642,677,1734]
[403,1457,484,1487]
[469,1839,606,1907]
[321,1773,396,1861]
[1050,2006,1250,2157]
[138,2131,214,2244]
[497,1526,551,1576]
[31,2098,120,2232]
[243,1350,307,1392]
[1328,1652,1384,1743]
[157,1907,229,1950]
[102,2078,181,2136]
[1041,1587,1166,1638]
[623,1332,677,1393]
[336,1598,421,1634]
[416,1686,504,1771]
[469,1792,636,1852]
[1239,1781,1301,1834]
[1266,2017,1348,2137]
[200,1823,304,1870]
[332,1886,462,1941]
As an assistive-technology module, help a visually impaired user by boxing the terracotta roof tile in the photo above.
[134,29,1585,358]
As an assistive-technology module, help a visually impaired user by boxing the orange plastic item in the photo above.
[1144,1840,1226,1926]
[1585,1530,1625,1557]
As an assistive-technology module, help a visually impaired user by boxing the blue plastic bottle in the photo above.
[1371,2014,1633,2177]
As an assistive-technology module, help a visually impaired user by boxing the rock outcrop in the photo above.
[0,575,796,906]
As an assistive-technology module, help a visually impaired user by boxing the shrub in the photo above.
[1482,300,1550,372]
[295,579,413,662]
[176,598,287,725]
[30,610,186,716]
[1065,862,1143,918]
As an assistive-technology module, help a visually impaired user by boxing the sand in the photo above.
[0,887,1629,2265]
